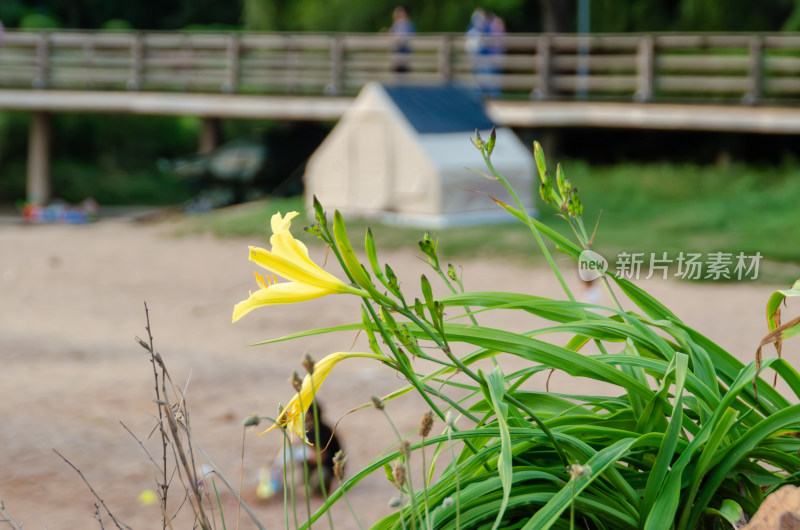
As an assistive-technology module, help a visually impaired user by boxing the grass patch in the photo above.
[568,160,800,261]
[175,160,800,282]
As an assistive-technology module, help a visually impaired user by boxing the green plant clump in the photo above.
[231,134,800,529]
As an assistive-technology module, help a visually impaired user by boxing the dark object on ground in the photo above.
[163,123,330,212]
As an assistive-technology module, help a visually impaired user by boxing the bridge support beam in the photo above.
[27,111,51,204]
[199,117,221,153]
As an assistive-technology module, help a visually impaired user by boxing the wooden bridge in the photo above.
[4,29,800,202]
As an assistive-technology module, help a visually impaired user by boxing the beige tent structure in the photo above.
[304,82,536,227]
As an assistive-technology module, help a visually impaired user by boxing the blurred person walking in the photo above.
[485,12,506,97]
[390,6,415,74]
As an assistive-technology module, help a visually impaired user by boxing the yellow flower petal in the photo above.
[233,210,368,323]
[259,352,381,443]
[271,211,299,235]
[249,246,352,293]
[232,281,331,322]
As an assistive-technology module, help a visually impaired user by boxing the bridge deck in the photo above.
[2,89,800,134]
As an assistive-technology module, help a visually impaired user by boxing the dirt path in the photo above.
[0,214,785,529]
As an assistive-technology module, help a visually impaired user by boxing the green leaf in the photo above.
[483,367,512,530]
[610,274,679,321]
[766,279,800,331]
[332,210,373,292]
[521,437,640,530]
[642,353,688,530]
[420,274,439,328]
[364,228,387,283]
[431,322,654,401]
[676,408,739,529]
[717,499,744,527]
[687,402,800,528]
[533,141,548,183]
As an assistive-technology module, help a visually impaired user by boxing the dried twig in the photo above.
[94,503,106,529]
[136,303,265,529]
[188,436,266,530]
[138,301,170,529]
[160,397,212,529]
[52,449,132,530]
[0,501,24,530]
[120,420,161,472]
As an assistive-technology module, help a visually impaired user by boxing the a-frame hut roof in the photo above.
[382,85,495,134]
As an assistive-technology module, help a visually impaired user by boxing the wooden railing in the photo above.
[3,30,800,104]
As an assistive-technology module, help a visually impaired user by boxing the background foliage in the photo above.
[1,0,799,33]
[2,0,800,206]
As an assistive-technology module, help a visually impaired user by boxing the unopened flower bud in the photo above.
[556,164,568,200]
[384,264,400,294]
[533,141,548,183]
[569,189,583,217]
[447,264,458,282]
[420,411,433,438]
[303,223,322,236]
[486,126,497,157]
[413,298,426,319]
[371,395,385,410]
[312,195,326,226]
[243,414,261,427]
[392,461,406,488]
[472,129,484,151]
[539,179,553,205]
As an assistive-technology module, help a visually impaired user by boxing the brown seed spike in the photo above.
[302,352,315,375]
[289,371,302,392]
[392,461,406,488]
[333,450,347,481]
[420,411,433,438]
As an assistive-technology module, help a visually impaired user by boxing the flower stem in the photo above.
[482,153,576,303]
[381,408,419,530]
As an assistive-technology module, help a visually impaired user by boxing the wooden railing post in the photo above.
[438,34,452,82]
[33,31,50,89]
[635,34,654,102]
[286,34,299,94]
[534,34,552,99]
[27,111,51,204]
[745,34,763,105]
[224,33,241,93]
[83,38,95,89]
[128,33,144,90]
[328,35,344,96]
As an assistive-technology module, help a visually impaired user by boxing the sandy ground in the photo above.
[0,212,790,529]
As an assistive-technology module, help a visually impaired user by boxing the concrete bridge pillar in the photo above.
[27,111,51,204]
[199,117,221,153]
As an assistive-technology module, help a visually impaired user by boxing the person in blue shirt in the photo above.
[391,6,415,73]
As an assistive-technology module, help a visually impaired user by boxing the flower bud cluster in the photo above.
[534,141,583,218]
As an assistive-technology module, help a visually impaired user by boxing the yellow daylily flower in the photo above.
[260,352,381,443]
[232,211,367,322]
